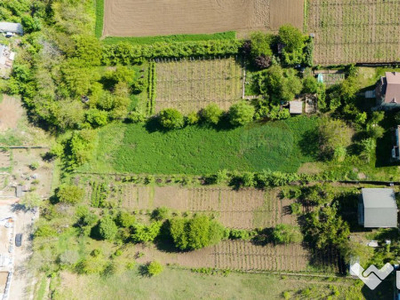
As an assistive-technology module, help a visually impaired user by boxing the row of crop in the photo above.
[90,181,110,208]
[101,39,242,65]
[147,62,157,115]
[76,168,357,189]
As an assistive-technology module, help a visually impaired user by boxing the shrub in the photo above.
[301,183,335,206]
[102,40,242,64]
[116,211,136,228]
[302,76,318,94]
[250,32,273,58]
[29,162,39,170]
[333,146,347,162]
[215,169,229,184]
[56,185,85,205]
[279,25,305,52]
[278,24,306,65]
[290,202,302,215]
[151,207,171,221]
[186,111,200,125]
[65,129,98,168]
[201,104,223,125]
[229,101,255,126]
[85,109,109,127]
[272,224,302,244]
[132,222,162,243]
[77,256,106,274]
[169,215,226,251]
[303,205,350,251]
[34,224,57,238]
[98,216,118,240]
[127,110,146,123]
[159,108,184,129]
[367,125,384,139]
[318,117,352,160]
[229,229,255,240]
[146,261,164,276]
[257,65,303,104]
[360,138,376,163]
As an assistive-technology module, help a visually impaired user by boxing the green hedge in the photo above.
[102,39,242,65]
[95,0,104,38]
[103,31,236,45]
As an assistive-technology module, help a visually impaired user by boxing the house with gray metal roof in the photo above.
[0,22,23,35]
[358,188,398,228]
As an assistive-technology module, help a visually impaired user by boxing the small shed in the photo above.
[358,188,398,228]
[289,101,303,114]
[0,22,23,35]
[15,186,23,198]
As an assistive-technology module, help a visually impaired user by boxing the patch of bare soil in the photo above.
[103,0,303,37]
[0,96,24,132]
[0,227,8,253]
[0,272,8,292]
[12,149,54,198]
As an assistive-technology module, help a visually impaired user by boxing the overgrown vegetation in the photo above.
[3,0,400,298]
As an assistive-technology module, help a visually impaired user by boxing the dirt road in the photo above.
[0,203,36,300]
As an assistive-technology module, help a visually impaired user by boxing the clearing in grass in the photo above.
[78,116,319,174]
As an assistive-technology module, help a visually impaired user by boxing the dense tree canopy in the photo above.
[169,215,226,251]
[229,101,255,126]
[201,103,224,125]
[258,65,303,103]
[98,216,118,240]
[318,117,353,160]
[56,185,85,205]
[159,108,185,129]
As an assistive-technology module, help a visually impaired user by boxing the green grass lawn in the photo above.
[102,31,236,45]
[94,0,104,38]
[79,116,319,174]
[53,267,366,300]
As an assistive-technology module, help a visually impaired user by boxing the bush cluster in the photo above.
[101,40,242,65]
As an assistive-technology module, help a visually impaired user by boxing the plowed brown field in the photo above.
[103,0,304,37]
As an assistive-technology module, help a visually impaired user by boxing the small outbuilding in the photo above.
[289,100,303,114]
[376,72,400,108]
[0,22,23,36]
[15,186,23,198]
[358,188,398,228]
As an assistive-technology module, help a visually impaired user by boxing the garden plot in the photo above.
[213,240,312,272]
[103,0,303,38]
[133,240,339,273]
[308,0,400,65]
[155,57,243,114]
[116,185,292,229]
[0,95,24,133]
[12,149,54,198]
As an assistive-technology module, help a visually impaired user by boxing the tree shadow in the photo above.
[153,221,182,253]
[298,128,320,159]
[144,117,165,133]
[250,227,274,246]
[375,109,400,167]
[10,203,27,213]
